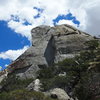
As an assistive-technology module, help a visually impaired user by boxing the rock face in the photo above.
[7,24,94,79]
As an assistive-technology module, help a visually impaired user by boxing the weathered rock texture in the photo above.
[7,24,94,79]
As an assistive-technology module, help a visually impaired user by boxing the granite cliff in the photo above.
[0,24,100,100]
[7,24,93,79]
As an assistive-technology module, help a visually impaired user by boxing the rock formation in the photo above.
[7,24,94,79]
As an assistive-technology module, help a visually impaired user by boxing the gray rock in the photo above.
[7,24,94,79]
[46,88,73,100]
[26,79,42,91]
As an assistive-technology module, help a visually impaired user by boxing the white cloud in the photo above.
[57,20,78,27]
[85,3,100,36]
[5,64,8,67]
[8,20,33,40]
[0,0,100,39]
[0,46,29,61]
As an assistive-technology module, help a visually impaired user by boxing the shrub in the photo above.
[0,74,33,92]
[74,72,100,100]
[38,66,57,79]
[85,40,99,50]
[0,89,58,100]
[57,58,77,67]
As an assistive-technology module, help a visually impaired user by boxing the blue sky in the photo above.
[0,21,30,70]
[53,12,80,26]
[0,0,100,71]
[0,21,30,51]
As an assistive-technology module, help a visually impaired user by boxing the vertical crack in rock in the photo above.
[44,35,56,66]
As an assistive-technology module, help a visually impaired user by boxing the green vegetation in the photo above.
[85,39,99,50]
[0,74,59,100]
[38,66,57,79]
[38,53,90,91]
[0,89,58,100]
[74,40,100,100]
[0,74,33,92]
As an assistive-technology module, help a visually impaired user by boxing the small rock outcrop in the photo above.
[7,24,94,79]
[27,79,41,91]
[47,88,73,100]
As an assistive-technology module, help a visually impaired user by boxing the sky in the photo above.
[0,0,100,71]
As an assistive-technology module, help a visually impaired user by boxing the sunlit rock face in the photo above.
[7,24,94,79]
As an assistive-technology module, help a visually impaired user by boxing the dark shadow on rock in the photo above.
[11,64,32,74]
[44,36,56,66]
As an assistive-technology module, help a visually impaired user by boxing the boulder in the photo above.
[47,88,73,100]
[26,79,42,91]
